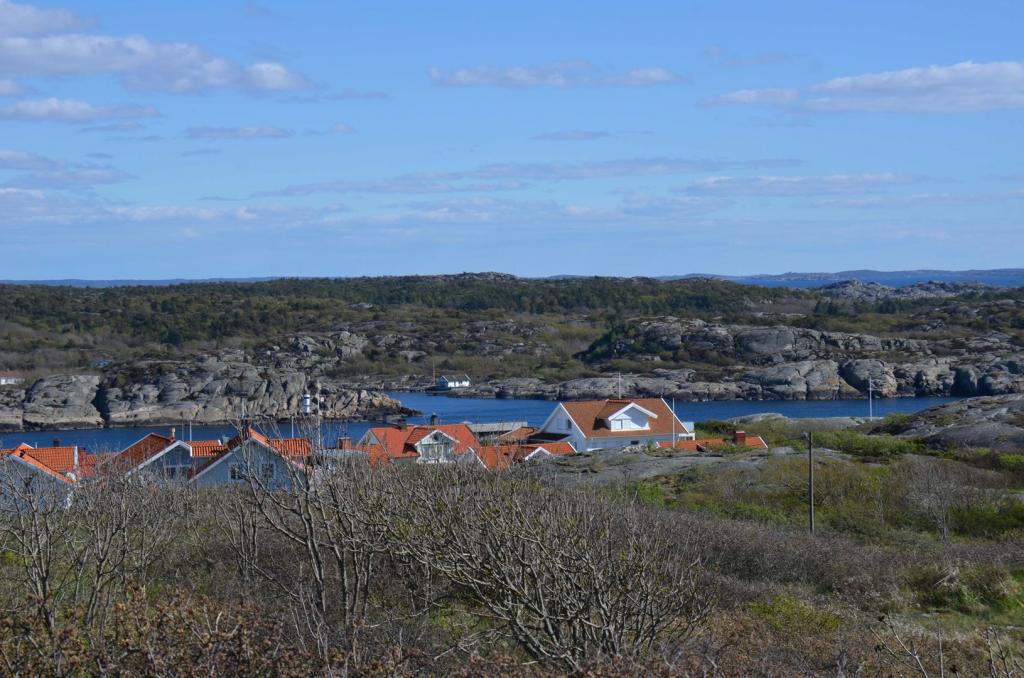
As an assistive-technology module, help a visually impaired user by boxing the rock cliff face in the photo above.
[0,351,409,432]
[880,394,1024,450]
[558,317,1024,402]
[23,375,104,429]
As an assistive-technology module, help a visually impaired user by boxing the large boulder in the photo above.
[839,359,899,397]
[740,360,856,400]
[23,375,104,429]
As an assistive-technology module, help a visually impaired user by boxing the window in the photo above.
[229,463,243,481]
[565,418,572,431]
[261,463,275,481]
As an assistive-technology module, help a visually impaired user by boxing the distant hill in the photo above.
[672,269,1024,289]
[3,269,1024,289]
[0,277,280,288]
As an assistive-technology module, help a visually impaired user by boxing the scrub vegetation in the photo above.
[1,425,1022,675]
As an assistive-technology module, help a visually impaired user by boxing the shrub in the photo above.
[624,480,666,508]
[748,593,841,635]
[906,564,1019,615]
[952,500,1024,537]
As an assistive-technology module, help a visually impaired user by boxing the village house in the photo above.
[0,442,101,509]
[190,429,308,490]
[0,442,95,480]
[0,448,74,510]
[356,421,574,470]
[0,371,25,386]
[111,428,310,488]
[534,398,695,452]
[435,374,471,390]
[357,422,481,464]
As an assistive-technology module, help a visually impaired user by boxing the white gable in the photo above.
[605,403,655,431]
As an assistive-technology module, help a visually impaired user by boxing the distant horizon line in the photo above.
[2,268,1023,288]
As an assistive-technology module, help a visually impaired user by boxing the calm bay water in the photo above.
[1,392,963,453]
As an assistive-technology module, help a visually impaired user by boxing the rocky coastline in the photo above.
[0,350,412,433]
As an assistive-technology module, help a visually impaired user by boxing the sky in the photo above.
[0,0,1022,280]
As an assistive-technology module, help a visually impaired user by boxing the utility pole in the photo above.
[804,431,815,534]
[617,372,623,398]
[868,378,874,419]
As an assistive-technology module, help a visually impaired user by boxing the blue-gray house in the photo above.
[190,431,307,490]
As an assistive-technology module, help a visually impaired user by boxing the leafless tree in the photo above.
[383,464,716,670]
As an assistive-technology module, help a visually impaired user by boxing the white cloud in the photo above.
[184,126,291,139]
[0,2,308,94]
[430,61,687,88]
[0,97,158,122]
[704,61,1024,112]
[682,173,915,196]
[702,88,799,107]
[0,0,83,38]
[5,163,132,189]
[0,77,23,94]
[306,121,356,136]
[257,156,801,197]
[0,148,56,170]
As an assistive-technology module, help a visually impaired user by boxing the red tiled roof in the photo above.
[189,440,228,458]
[498,426,538,442]
[474,440,577,471]
[269,438,312,457]
[10,450,73,484]
[561,398,684,439]
[2,443,86,479]
[113,433,173,468]
[220,429,310,457]
[20,446,81,474]
[526,441,576,456]
[657,435,768,451]
[476,445,518,471]
[363,424,479,461]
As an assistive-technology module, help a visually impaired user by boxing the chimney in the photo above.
[430,413,440,426]
[170,426,176,441]
[733,430,747,446]
[338,436,352,449]
[52,437,60,447]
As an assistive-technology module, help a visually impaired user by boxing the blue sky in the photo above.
[0,0,1022,279]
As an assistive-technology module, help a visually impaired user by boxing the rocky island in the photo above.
[0,274,1021,430]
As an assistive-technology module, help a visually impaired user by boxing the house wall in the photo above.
[580,433,680,452]
[140,443,196,481]
[0,458,71,511]
[192,440,303,490]
[415,431,457,463]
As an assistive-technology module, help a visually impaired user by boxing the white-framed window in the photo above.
[565,418,572,431]
[229,463,243,481]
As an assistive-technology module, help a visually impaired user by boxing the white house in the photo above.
[0,372,25,386]
[436,374,471,390]
[536,398,694,452]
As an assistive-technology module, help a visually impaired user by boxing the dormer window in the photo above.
[603,403,656,432]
